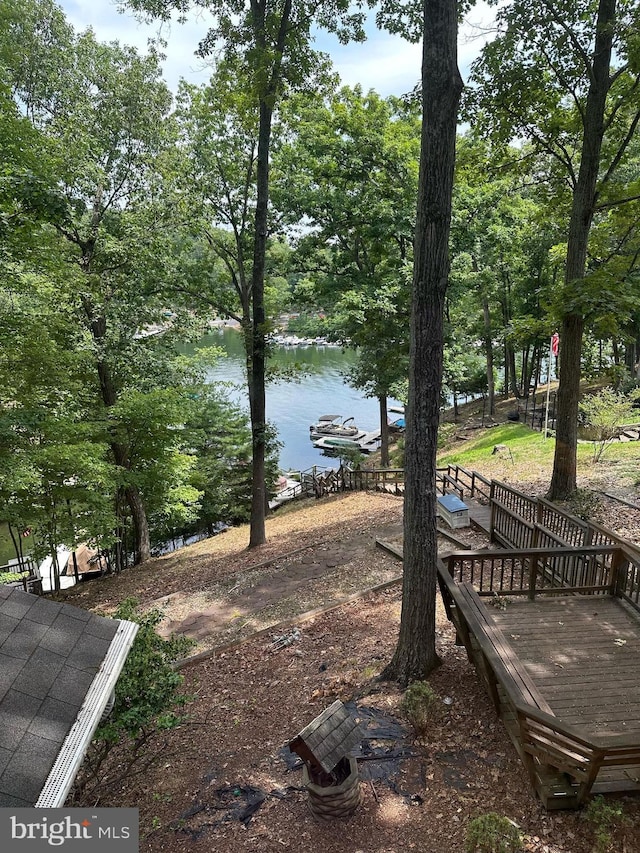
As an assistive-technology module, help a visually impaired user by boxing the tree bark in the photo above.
[382,0,462,685]
[549,0,615,499]
[248,98,271,548]
[379,394,390,467]
[89,309,152,564]
[483,296,495,415]
[247,0,292,548]
[507,344,519,397]
[125,485,151,564]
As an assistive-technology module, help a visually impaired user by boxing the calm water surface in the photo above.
[197,328,403,472]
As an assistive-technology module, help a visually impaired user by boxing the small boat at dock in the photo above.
[312,428,381,455]
[309,415,365,440]
[312,435,373,454]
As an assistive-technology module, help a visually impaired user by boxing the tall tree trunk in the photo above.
[521,345,530,396]
[625,338,638,375]
[110,437,151,564]
[382,0,462,686]
[483,296,495,415]
[8,524,20,566]
[97,349,148,563]
[503,341,509,397]
[507,344,518,397]
[247,0,292,547]
[248,99,272,548]
[91,313,152,564]
[611,336,619,365]
[501,278,519,398]
[124,485,151,564]
[379,394,390,467]
[549,0,615,499]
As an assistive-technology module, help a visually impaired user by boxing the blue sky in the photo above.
[58,1,495,97]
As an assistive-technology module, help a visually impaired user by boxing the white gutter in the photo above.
[35,619,139,808]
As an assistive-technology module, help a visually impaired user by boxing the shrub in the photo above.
[400,680,440,737]
[583,795,628,853]
[563,488,602,521]
[70,597,195,803]
[0,570,28,585]
[579,387,640,462]
[465,813,523,853]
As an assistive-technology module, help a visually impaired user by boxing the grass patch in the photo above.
[437,422,640,495]
[437,424,554,468]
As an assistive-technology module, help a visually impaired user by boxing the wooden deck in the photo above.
[491,595,640,741]
[438,545,640,808]
[465,497,491,535]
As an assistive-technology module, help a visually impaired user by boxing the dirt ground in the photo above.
[58,489,640,853]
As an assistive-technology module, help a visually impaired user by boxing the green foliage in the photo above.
[71,597,194,803]
[579,387,640,461]
[465,0,640,498]
[285,313,327,338]
[0,570,28,585]
[400,681,440,737]
[563,488,602,521]
[583,795,628,853]
[277,86,417,405]
[95,598,195,746]
[333,446,367,468]
[184,386,271,529]
[465,813,523,853]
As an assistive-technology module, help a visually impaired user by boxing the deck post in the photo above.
[447,553,456,579]
[489,481,495,543]
[528,555,538,600]
[528,516,541,600]
[609,547,626,597]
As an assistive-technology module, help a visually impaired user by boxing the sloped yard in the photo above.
[60,491,640,853]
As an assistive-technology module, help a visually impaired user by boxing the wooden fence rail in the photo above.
[297,464,639,609]
[444,545,639,603]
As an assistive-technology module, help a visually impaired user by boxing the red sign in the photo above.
[551,333,559,356]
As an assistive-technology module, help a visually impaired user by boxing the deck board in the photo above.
[488,595,640,739]
[465,498,491,535]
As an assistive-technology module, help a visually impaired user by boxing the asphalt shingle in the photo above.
[0,732,61,803]
[0,587,133,807]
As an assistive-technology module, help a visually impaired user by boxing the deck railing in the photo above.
[344,467,405,492]
[487,479,640,572]
[296,466,640,609]
[436,465,491,501]
[444,545,632,599]
[298,464,407,498]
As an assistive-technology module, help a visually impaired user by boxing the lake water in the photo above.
[196,327,403,472]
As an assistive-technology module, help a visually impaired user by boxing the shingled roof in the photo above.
[0,586,137,807]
